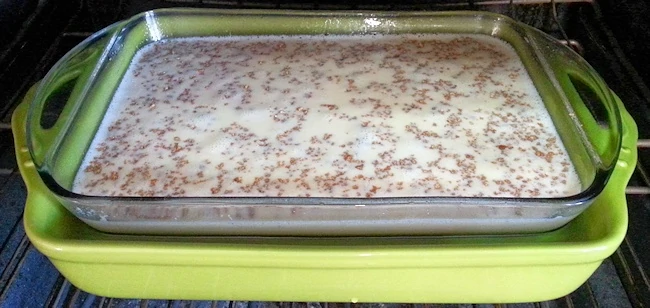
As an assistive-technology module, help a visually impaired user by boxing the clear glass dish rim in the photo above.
[28,8,619,209]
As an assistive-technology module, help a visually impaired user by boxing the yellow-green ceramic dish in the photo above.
[14,81,637,302]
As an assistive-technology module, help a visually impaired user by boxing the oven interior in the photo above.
[1,0,650,306]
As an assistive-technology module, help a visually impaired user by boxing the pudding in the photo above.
[72,34,581,198]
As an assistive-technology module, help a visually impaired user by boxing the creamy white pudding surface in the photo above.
[73,34,581,198]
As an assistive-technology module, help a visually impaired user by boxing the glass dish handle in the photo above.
[530,29,622,173]
[26,23,119,169]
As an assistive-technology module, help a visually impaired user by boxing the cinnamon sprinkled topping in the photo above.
[73,34,580,198]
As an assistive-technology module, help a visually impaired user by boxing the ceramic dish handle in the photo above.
[26,23,119,169]
[529,29,622,174]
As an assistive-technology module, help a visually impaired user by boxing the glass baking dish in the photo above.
[26,9,623,235]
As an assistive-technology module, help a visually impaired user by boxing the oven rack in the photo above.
[0,0,649,306]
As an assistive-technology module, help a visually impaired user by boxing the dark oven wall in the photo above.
[599,0,650,88]
[0,0,37,47]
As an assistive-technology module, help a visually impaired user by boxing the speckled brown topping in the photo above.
[73,34,581,198]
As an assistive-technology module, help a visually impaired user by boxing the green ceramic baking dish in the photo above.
[14,83,637,301]
[25,9,624,235]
